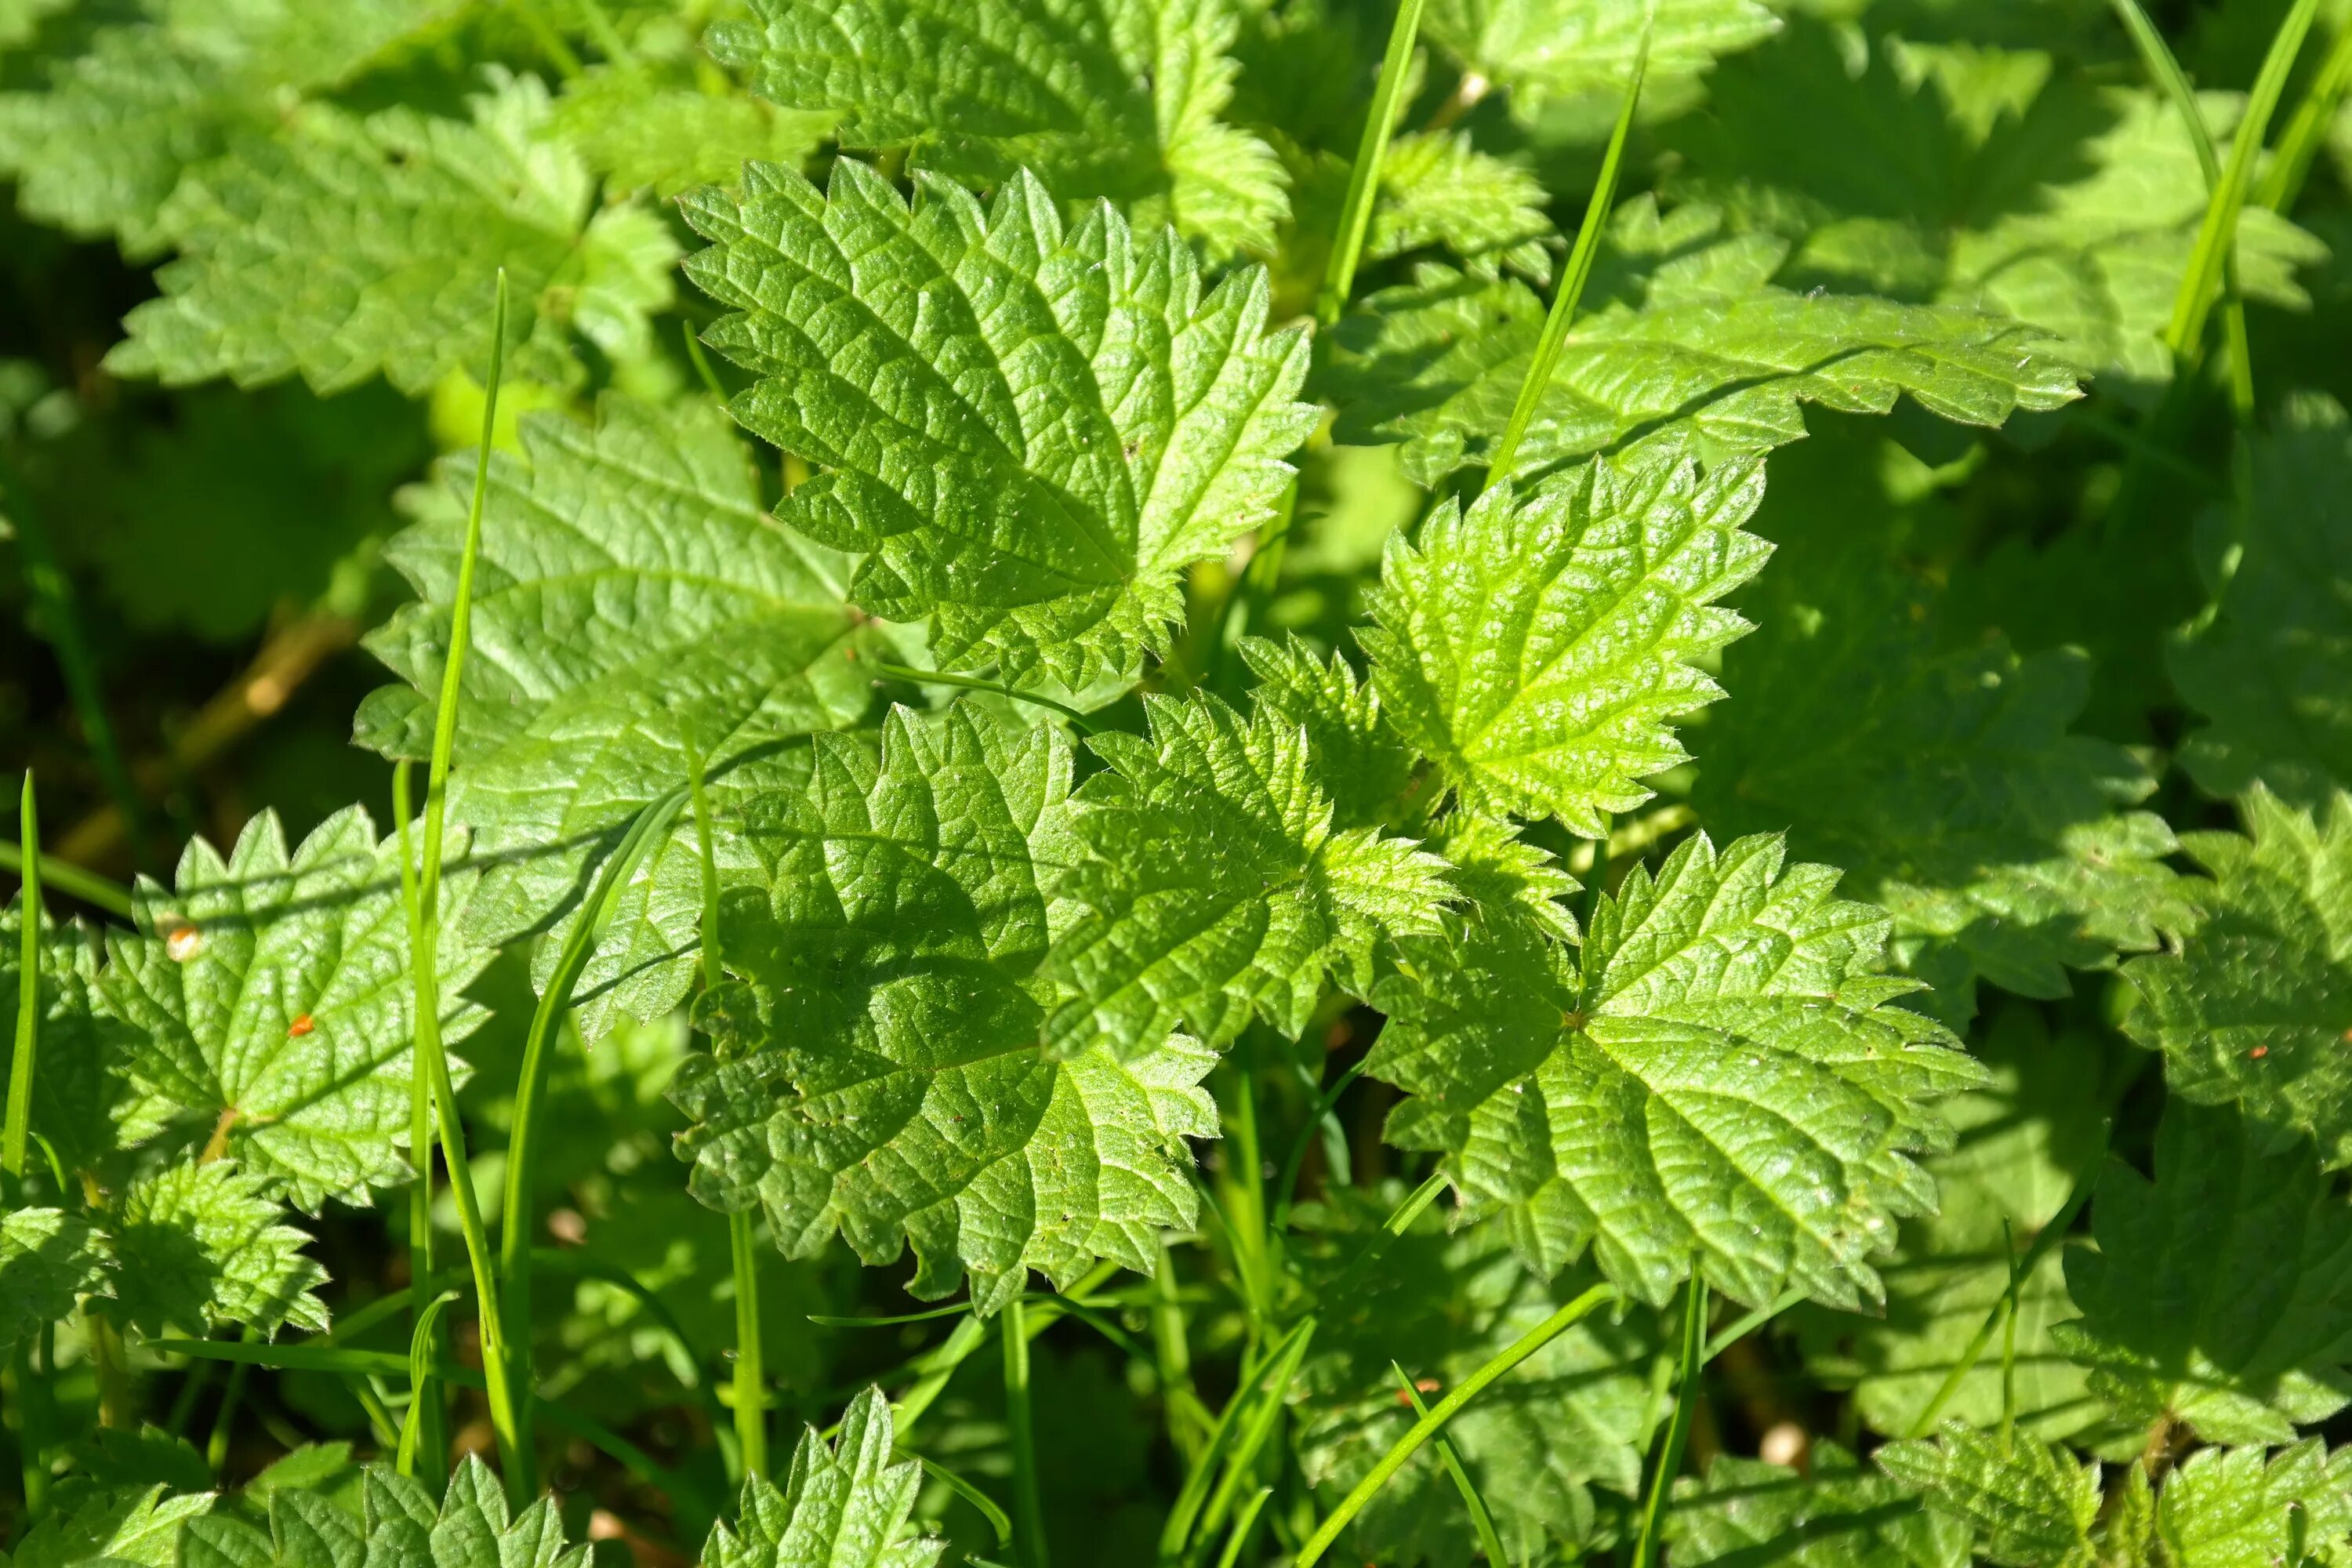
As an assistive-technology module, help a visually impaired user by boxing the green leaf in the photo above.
[1668,1443,1970,1568]
[106,73,679,396]
[0,0,468,255]
[550,67,837,198]
[100,808,492,1210]
[357,394,879,1035]
[5,1484,216,1568]
[1322,198,2083,488]
[1790,1005,2123,1445]
[1293,1187,1653,1566]
[2,904,166,1180]
[1369,830,1986,1308]
[701,1388,943,1568]
[2057,1100,2352,1444]
[680,159,1318,688]
[1692,432,2193,1020]
[1044,688,1454,1059]
[1368,131,1555,283]
[2172,395,2352,808]
[710,0,1289,256]
[1361,448,1769,836]
[181,1456,586,1568]
[2152,1441,2352,1568]
[1236,634,1417,833]
[64,1426,212,1498]
[2121,788,2352,1167]
[103,1158,328,1339]
[1874,1425,2098,1568]
[670,706,1217,1309]
[1421,0,1777,118]
[0,1208,111,1353]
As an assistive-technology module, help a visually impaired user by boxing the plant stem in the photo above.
[0,840,130,922]
[1631,1274,1708,1568]
[412,270,525,1498]
[869,663,1096,732]
[391,761,447,1488]
[1292,1283,1617,1568]
[1004,1294,1050,1568]
[1317,0,1432,325]
[5,772,40,1180]
[1483,42,1648,492]
[397,1291,459,1478]
[1190,1322,1318,1564]
[1393,1365,1508,1568]
[13,1326,53,1520]
[2259,19,2352,212]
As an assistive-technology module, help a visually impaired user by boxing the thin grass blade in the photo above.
[1317,0,1432,325]
[5,771,40,1180]
[1394,1363,1511,1568]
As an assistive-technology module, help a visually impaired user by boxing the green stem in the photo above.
[1317,0,1432,325]
[1162,1319,1314,1565]
[728,1212,768,1479]
[413,270,525,1498]
[1270,1062,1364,1233]
[1189,1324,1317,1564]
[498,788,688,1465]
[1004,1295,1050,1568]
[2259,18,2352,212]
[913,1452,1014,1549]
[869,663,1096,732]
[13,1327,53,1520]
[397,1292,459,1479]
[391,761,447,1489]
[2164,0,2323,372]
[1631,1275,1708,1568]
[1483,43,1649,492]
[1394,1365,1508,1568]
[1292,1283,1617,1568]
[1322,1170,1449,1304]
[1212,1488,1274,1568]
[0,840,131,922]
[5,772,39,1180]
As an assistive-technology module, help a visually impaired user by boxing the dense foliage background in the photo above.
[4,0,2352,1566]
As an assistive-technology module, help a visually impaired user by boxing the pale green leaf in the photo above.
[1875,1425,2098,1568]
[2122,788,2352,1167]
[1236,633,1417,833]
[680,159,1318,688]
[1323,198,2083,487]
[1370,830,1986,1308]
[711,0,1288,256]
[1044,688,1454,1059]
[550,67,837,197]
[107,73,678,396]
[0,1209,111,1353]
[1362,448,1769,836]
[1668,1444,1970,1568]
[356,394,879,1035]
[2058,1101,2352,1444]
[670,706,1216,1309]
[180,1456,586,1568]
[103,1159,328,1339]
[702,1388,943,1568]
[2154,1442,2352,1568]
[99,808,491,1210]
[1422,0,1778,117]
[2172,396,2352,808]
[1370,131,1555,282]
[5,1485,216,1568]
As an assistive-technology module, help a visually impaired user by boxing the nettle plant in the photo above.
[4,0,2352,1565]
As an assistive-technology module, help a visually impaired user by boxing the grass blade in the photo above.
[1211,1488,1273,1568]
[1189,1319,1317,1564]
[390,759,447,1488]
[397,1290,459,1478]
[1161,1316,1316,1564]
[1317,0,1432,325]
[1004,1294,1050,1568]
[2259,20,2352,212]
[1292,1283,1617,1568]
[0,840,131,921]
[1630,1275,1708,1568]
[913,1451,1014,1549]
[5,771,40,1180]
[728,1208,767,1479]
[1483,41,1649,492]
[1393,1364,1510,1568]
[410,267,525,1497]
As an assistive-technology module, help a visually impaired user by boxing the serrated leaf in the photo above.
[550,66,837,197]
[1693,433,2192,1019]
[181,1456,586,1568]
[99,808,490,1210]
[1422,0,1779,116]
[2153,1441,2352,1568]
[103,1159,328,1339]
[5,1484,216,1568]
[107,72,678,396]
[680,159,1318,688]
[1361,449,1769,836]
[2172,396,2352,808]
[2,905,165,1179]
[1369,831,1986,1308]
[1293,1188,1653,1566]
[1044,688,1454,1059]
[2058,1100,2352,1444]
[1323,199,2082,488]
[670,705,1216,1308]
[711,0,1288,256]
[64,1426,212,1499]
[1236,634,1417,832]
[1370,131,1555,282]
[1875,1425,2098,1568]
[0,0,466,255]
[702,1388,942,1568]
[0,1209,111,1352]
[1668,1443,1970,1568]
[357,394,878,1034]
[1790,1005,2121,1445]
[2122,788,2352,1167]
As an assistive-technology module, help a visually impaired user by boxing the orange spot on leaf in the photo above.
[288,1014,314,1037]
